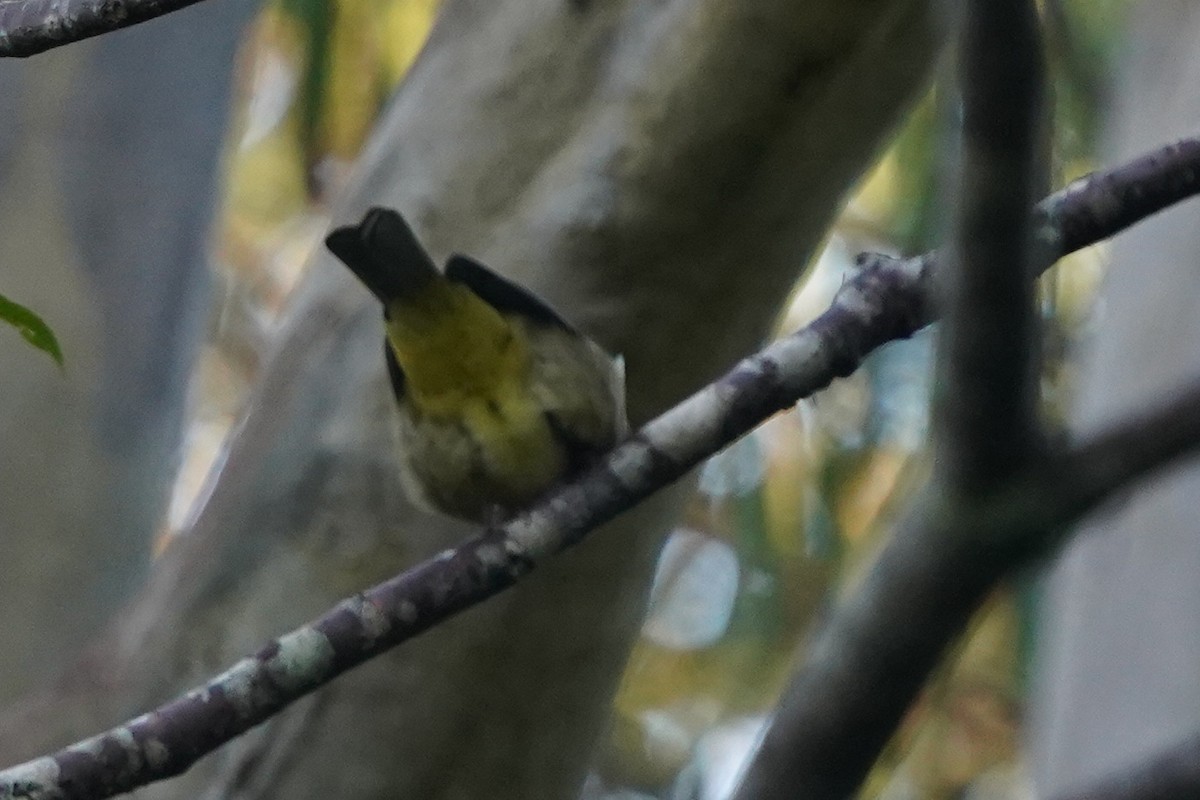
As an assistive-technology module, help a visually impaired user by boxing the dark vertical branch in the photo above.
[730,2,1047,798]
[934,0,1046,493]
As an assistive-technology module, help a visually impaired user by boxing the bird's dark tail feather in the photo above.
[325,207,439,303]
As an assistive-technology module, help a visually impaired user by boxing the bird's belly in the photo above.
[396,393,565,521]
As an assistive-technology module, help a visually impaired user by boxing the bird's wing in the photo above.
[445,254,574,331]
[383,337,406,401]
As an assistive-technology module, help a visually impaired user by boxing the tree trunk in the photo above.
[0,0,255,700]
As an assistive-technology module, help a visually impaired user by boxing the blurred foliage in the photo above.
[1043,0,1125,174]
[173,0,1122,797]
[0,292,62,366]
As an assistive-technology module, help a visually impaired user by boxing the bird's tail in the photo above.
[325,207,439,304]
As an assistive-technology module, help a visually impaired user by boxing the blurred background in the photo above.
[3,0,1194,798]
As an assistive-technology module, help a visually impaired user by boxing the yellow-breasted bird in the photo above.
[326,208,627,522]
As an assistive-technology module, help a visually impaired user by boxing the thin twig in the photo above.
[2,134,1200,800]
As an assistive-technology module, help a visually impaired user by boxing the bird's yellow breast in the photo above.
[384,280,526,414]
[383,280,570,517]
[461,383,565,494]
[326,206,624,521]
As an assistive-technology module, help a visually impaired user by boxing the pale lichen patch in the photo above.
[66,735,106,758]
[502,514,553,560]
[267,628,335,692]
[144,739,170,771]
[214,659,260,707]
[0,757,60,798]
[897,254,926,282]
[833,282,873,317]
[652,388,726,462]
[474,541,507,570]
[606,437,658,490]
[111,727,136,750]
[109,728,141,770]
[397,600,419,625]
[356,596,391,641]
[770,331,822,380]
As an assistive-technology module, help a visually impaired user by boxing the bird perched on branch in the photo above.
[326,207,627,523]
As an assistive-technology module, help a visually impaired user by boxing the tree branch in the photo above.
[1047,378,1200,525]
[1039,137,1200,260]
[723,360,1200,800]
[934,0,1046,493]
[728,5,1117,799]
[1052,730,1200,800]
[0,0,209,58]
[2,130,1200,800]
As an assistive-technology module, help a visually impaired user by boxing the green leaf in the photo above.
[0,293,63,366]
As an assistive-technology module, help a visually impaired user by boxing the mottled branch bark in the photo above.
[4,123,1200,800]
[1037,137,1200,259]
[0,0,211,58]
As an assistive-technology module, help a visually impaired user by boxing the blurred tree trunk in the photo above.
[0,2,255,699]
[0,1,939,798]
[1032,0,1200,791]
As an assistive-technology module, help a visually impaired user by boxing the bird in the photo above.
[325,207,626,523]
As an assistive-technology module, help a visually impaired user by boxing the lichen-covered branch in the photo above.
[2,129,1200,800]
[1038,137,1200,259]
[0,0,209,58]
